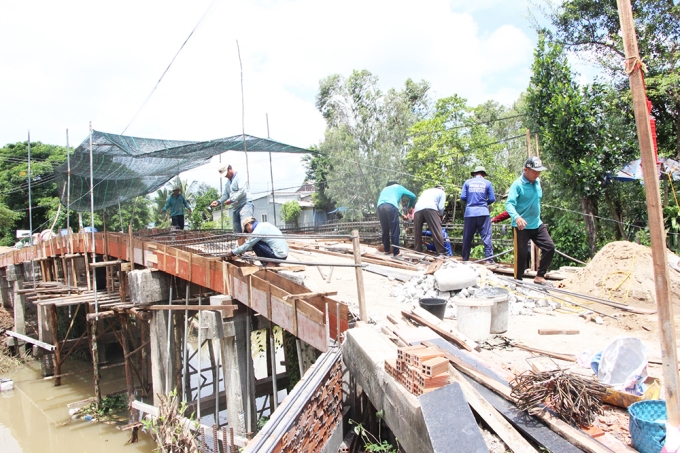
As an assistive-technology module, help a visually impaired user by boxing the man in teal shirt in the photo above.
[162,187,192,230]
[505,156,555,285]
[377,181,416,257]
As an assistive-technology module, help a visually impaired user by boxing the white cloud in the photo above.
[0,0,536,196]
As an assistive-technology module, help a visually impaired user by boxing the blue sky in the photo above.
[0,0,542,198]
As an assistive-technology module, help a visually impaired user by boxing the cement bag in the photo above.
[434,267,477,292]
[597,336,647,395]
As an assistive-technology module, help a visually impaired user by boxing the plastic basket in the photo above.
[628,400,667,453]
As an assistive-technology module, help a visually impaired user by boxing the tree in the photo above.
[406,95,518,220]
[301,148,334,212]
[0,141,68,245]
[543,0,680,156]
[315,70,431,218]
[525,34,637,256]
[190,184,219,230]
[280,200,301,226]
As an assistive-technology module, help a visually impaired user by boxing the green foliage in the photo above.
[350,412,400,453]
[72,393,129,422]
[525,33,638,255]
[316,70,431,218]
[280,200,301,224]
[544,0,680,157]
[407,95,524,220]
[663,205,680,253]
[302,149,334,211]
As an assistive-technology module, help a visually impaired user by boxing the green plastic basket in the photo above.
[628,400,666,453]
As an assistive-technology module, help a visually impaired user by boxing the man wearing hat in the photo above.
[460,165,496,262]
[506,156,555,285]
[226,216,289,267]
[211,165,254,234]
[413,185,448,255]
[162,186,192,230]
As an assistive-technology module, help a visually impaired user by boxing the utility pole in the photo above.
[617,0,680,425]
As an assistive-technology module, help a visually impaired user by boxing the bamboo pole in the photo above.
[616,0,680,424]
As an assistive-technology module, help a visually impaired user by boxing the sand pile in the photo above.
[560,241,680,306]
[0,307,12,331]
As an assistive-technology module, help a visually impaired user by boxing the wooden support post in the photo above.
[120,316,140,443]
[48,304,62,386]
[617,0,680,425]
[84,254,92,292]
[351,230,367,321]
[88,316,102,405]
[139,317,150,395]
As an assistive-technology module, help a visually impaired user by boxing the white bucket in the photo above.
[475,287,510,334]
[455,299,494,342]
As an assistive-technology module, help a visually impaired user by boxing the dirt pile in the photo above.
[560,241,680,306]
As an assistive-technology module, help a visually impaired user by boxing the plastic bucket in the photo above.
[629,400,666,453]
[475,287,510,334]
[455,299,494,342]
[419,298,447,320]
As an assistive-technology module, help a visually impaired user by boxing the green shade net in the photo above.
[56,130,312,211]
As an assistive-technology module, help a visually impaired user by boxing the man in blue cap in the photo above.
[460,165,496,262]
[506,156,555,285]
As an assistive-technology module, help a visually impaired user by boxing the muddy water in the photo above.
[0,359,154,453]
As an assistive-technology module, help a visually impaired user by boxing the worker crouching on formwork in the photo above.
[226,216,289,267]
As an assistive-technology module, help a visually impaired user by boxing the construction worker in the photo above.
[162,187,192,230]
[211,165,254,233]
[413,185,447,255]
[460,165,496,262]
[377,181,417,257]
[226,216,288,267]
[506,156,555,285]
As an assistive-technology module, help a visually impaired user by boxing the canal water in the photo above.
[0,359,155,453]
[0,334,286,453]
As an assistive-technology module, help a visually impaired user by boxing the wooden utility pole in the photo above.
[617,0,680,424]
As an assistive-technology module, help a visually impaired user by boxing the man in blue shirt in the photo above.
[377,181,417,257]
[413,186,447,255]
[506,156,555,285]
[227,216,288,267]
[211,165,254,234]
[460,166,496,262]
[162,187,192,230]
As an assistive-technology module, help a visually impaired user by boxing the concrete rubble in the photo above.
[390,260,564,319]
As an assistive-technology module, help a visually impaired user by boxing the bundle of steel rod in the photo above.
[509,369,608,427]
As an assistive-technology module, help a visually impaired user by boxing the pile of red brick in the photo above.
[384,345,450,396]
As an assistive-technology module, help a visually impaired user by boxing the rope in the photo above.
[624,56,648,75]
[669,176,680,208]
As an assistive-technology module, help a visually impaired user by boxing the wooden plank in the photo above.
[617,0,680,424]
[4,330,56,351]
[352,230,367,321]
[538,329,579,335]
[513,343,577,362]
[424,259,444,275]
[144,305,236,317]
[282,291,337,301]
[402,307,479,352]
[448,364,538,453]
[89,260,122,268]
[430,344,611,453]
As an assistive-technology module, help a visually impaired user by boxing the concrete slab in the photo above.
[419,383,489,453]
[343,328,434,453]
